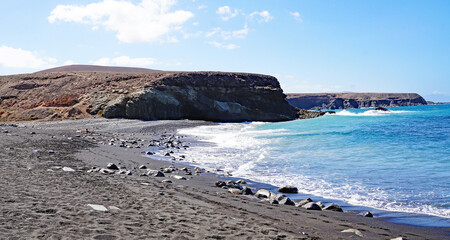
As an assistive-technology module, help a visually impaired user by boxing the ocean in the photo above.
[176,104,450,227]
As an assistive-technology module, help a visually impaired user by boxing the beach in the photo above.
[1,118,449,240]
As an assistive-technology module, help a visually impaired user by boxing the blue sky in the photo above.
[0,0,449,101]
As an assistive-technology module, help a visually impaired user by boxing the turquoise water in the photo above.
[178,105,450,226]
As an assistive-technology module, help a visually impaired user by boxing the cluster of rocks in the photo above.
[87,162,205,183]
[216,182,374,217]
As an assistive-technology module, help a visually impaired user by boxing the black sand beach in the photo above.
[1,118,449,239]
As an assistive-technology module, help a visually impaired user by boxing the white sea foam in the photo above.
[177,121,450,219]
[334,109,413,116]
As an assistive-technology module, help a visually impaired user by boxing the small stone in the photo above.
[162,179,172,183]
[3,130,8,133]
[100,168,115,174]
[139,165,147,169]
[390,237,406,240]
[266,198,279,205]
[295,198,313,207]
[108,206,120,211]
[171,175,187,180]
[323,203,343,212]
[228,189,241,195]
[302,202,322,210]
[236,179,247,184]
[163,168,173,173]
[241,186,253,195]
[48,150,55,154]
[30,132,36,135]
[62,167,75,172]
[87,204,108,212]
[164,153,171,156]
[106,163,119,170]
[277,186,298,194]
[146,151,154,155]
[341,228,363,238]
[363,211,373,217]
[147,170,165,177]
[215,181,226,187]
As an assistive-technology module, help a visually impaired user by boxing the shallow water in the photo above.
[177,104,450,227]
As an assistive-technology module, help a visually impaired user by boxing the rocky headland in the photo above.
[0,65,307,122]
[286,93,427,110]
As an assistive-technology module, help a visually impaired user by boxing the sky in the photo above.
[0,0,449,101]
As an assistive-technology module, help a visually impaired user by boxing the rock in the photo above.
[236,179,247,184]
[145,151,154,155]
[138,165,147,169]
[286,93,427,110]
[215,181,226,188]
[171,175,187,180]
[228,189,242,195]
[266,199,279,205]
[277,186,298,194]
[100,168,115,174]
[323,203,343,212]
[226,180,243,190]
[30,131,36,135]
[62,167,75,172]
[108,206,120,211]
[255,189,274,199]
[48,150,55,154]
[316,201,325,208]
[241,186,253,195]
[162,179,172,183]
[390,237,406,240]
[341,228,363,238]
[87,204,108,212]
[375,106,389,111]
[278,197,295,206]
[363,211,373,217]
[147,170,165,177]
[302,202,321,210]
[106,163,119,170]
[295,198,313,207]
[162,168,174,173]
[164,153,171,156]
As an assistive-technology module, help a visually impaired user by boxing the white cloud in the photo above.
[91,56,158,67]
[64,60,76,65]
[249,10,273,23]
[290,11,303,23]
[209,41,239,50]
[216,6,238,21]
[198,5,207,10]
[0,46,57,69]
[48,0,194,43]
[206,25,248,40]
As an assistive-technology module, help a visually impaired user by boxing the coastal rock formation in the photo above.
[0,65,300,122]
[286,93,427,110]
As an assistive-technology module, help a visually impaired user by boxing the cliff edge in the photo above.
[0,67,298,122]
[286,93,427,110]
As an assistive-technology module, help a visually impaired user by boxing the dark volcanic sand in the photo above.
[0,118,448,239]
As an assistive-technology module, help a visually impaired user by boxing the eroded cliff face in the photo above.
[0,71,297,122]
[286,93,427,110]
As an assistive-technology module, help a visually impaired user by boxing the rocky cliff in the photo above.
[0,68,299,122]
[286,93,427,110]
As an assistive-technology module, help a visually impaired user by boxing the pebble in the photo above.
[236,179,247,184]
[278,197,295,206]
[62,167,75,172]
[241,186,253,195]
[100,168,115,174]
[106,163,119,170]
[363,211,373,217]
[87,204,108,212]
[48,150,55,154]
[390,237,406,240]
[255,189,274,199]
[228,189,242,195]
[147,170,165,177]
[162,179,173,183]
[341,228,363,238]
[171,175,187,180]
[138,165,147,169]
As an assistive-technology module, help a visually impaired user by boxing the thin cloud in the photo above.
[0,46,57,69]
[290,11,303,23]
[209,41,239,50]
[216,6,238,21]
[91,56,158,67]
[48,0,194,43]
[249,10,273,23]
[206,25,248,40]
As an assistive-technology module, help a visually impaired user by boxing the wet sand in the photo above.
[1,118,448,239]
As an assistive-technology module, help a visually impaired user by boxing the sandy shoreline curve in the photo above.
[1,118,448,239]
